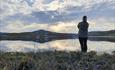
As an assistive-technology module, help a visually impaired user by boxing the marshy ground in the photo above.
[0,51,115,70]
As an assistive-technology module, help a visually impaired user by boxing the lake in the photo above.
[0,39,115,54]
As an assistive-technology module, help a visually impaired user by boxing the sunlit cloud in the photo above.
[0,0,115,33]
[0,19,114,33]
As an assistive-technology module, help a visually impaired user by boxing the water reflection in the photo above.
[0,39,115,53]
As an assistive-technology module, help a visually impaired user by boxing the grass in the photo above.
[0,51,115,70]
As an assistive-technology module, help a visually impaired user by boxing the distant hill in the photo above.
[0,30,76,43]
[0,30,115,43]
[88,30,115,42]
[88,30,115,36]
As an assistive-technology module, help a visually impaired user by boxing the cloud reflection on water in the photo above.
[0,40,115,54]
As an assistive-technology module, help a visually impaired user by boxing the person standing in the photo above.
[78,16,89,53]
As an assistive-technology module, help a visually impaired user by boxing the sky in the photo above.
[0,0,115,33]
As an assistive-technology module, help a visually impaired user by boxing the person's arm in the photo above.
[85,22,89,28]
[77,23,80,29]
[87,23,89,28]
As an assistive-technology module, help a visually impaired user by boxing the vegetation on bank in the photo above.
[0,51,115,70]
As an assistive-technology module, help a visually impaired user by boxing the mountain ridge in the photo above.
[0,29,115,43]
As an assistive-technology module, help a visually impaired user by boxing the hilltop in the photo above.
[0,30,115,43]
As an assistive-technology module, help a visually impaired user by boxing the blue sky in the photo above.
[0,0,115,33]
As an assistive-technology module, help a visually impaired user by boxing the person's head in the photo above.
[82,16,87,22]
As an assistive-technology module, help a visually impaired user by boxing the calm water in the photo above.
[0,39,115,53]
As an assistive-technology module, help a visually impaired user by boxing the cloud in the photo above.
[1,0,115,23]
[0,20,77,33]
[0,0,115,32]
[1,19,114,33]
[49,22,77,33]
[1,0,114,17]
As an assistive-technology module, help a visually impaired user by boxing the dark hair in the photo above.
[83,16,87,22]
[83,16,87,19]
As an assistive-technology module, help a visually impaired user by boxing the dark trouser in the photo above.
[79,37,88,53]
